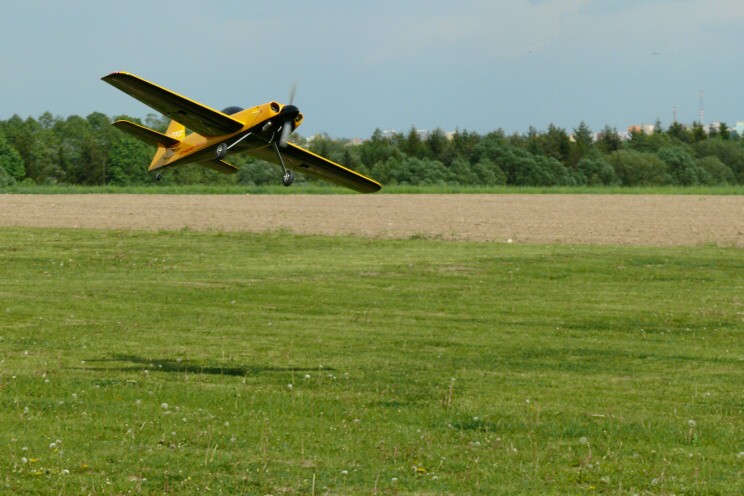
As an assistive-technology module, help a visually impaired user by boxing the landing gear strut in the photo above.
[272,142,294,187]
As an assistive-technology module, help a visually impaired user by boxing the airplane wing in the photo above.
[249,143,382,193]
[102,71,244,136]
[112,120,180,148]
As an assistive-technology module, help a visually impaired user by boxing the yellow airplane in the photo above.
[102,71,381,193]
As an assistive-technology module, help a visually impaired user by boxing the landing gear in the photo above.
[155,173,163,181]
[272,142,294,187]
[282,170,295,187]
[216,142,228,160]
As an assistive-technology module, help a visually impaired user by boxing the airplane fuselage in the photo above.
[151,101,303,171]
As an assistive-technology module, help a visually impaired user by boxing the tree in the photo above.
[403,126,425,158]
[718,122,730,140]
[569,121,594,167]
[690,122,707,143]
[542,123,572,165]
[596,126,621,153]
[0,132,25,181]
[107,137,152,185]
[667,121,691,143]
[424,128,450,162]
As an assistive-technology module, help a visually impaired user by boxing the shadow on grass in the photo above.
[82,354,331,376]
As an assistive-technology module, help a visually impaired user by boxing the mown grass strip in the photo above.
[1,228,742,494]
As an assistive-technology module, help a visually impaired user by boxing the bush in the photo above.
[0,163,15,186]
[657,147,705,185]
[577,156,618,186]
[693,139,744,184]
[608,150,670,186]
[696,156,735,185]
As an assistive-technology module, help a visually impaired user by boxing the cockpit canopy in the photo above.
[221,106,243,115]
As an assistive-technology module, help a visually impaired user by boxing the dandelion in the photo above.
[287,383,293,390]
[21,457,28,464]
[61,469,70,475]
[688,419,696,428]
[49,442,57,449]
[391,477,398,483]
[161,403,169,410]
[304,374,311,379]
[580,437,589,445]
[341,470,348,475]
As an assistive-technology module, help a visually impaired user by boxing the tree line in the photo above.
[1,112,743,187]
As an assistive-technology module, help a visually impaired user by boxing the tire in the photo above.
[216,143,228,159]
[282,170,295,187]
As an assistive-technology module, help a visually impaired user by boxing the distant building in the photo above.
[735,121,744,136]
[627,124,656,134]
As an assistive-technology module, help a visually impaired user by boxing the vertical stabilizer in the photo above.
[165,120,186,140]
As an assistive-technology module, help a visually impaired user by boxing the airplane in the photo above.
[101,71,381,193]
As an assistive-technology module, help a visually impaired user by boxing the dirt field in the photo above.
[0,194,742,246]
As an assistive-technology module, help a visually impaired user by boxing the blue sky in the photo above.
[1,0,742,138]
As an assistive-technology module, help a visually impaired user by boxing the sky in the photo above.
[1,0,743,138]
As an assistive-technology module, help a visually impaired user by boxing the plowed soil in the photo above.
[1,194,742,246]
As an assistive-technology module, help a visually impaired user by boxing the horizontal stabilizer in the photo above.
[113,120,181,148]
[200,159,239,174]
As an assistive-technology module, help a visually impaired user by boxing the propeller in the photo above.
[279,82,298,148]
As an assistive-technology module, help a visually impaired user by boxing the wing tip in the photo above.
[101,70,134,82]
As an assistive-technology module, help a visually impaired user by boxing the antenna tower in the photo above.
[699,90,704,125]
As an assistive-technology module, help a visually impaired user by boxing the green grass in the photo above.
[1,184,743,195]
[1,228,742,495]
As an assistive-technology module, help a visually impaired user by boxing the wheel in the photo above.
[155,173,162,181]
[216,142,228,159]
[282,169,295,187]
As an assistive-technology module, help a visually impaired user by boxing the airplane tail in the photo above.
[165,120,185,140]
[150,120,185,172]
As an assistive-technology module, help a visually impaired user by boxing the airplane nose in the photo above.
[281,104,300,121]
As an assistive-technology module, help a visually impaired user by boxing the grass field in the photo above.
[1,228,742,495]
[1,184,743,195]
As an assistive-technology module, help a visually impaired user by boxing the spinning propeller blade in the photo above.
[279,122,292,148]
[279,82,298,148]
